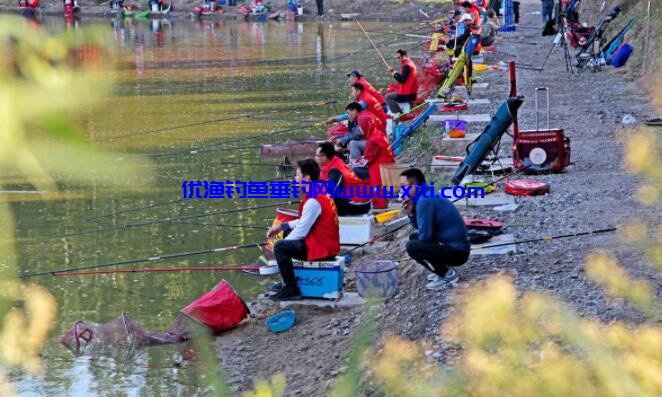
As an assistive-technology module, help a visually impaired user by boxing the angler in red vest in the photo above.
[18,0,39,8]
[353,112,395,209]
[351,82,387,132]
[385,49,419,115]
[266,159,340,301]
[347,70,386,111]
[316,142,371,216]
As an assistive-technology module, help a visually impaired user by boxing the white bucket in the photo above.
[297,6,303,15]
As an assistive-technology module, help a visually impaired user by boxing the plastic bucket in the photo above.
[355,261,399,300]
[380,163,408,188]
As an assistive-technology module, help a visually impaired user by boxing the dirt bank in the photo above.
[210,1,662,396]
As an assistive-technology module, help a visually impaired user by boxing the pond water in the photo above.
[5,15,418,396]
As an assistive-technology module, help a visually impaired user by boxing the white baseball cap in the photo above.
[460,13,473,22]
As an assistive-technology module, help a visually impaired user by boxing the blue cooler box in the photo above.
[293,256,346,299]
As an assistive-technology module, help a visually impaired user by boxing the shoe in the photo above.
[425,269,459,290]
[266,281,285,295]
[427,273,441,282]
[269,287,302,301]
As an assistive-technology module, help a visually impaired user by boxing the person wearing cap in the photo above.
[447,13,481,56]
[459,0,481,26]
[347,70,386,111]
[351,82,386,132]
[385,49,418,115]
[326,102,369,163]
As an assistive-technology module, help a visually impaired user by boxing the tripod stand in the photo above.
[540,14,574,74]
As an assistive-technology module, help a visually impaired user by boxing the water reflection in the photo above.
[8,16,416,395]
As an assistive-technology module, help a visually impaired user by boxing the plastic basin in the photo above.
[265,309,296,333]
[355,260,399,300]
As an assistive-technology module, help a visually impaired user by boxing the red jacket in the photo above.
[358,114,395,209]
[357,77,385,105]
[396,57,419,97]
[320,156,370,203]
[357,91,387,132]
[299,194,340,260]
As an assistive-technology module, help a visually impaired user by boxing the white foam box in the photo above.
[339,214,375,245]
[292,256,346,299]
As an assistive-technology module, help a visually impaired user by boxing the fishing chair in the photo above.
[574,7,621,72]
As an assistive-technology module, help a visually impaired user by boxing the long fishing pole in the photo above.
[20,200,300,242]
[99,100,337,143]
[174,221,267,230]
[471,227,617,251]
[49,265,261,277]
[163,138,331,158]
[354,17,391,69]
[81,175,294,224]
[147,120,327,159]
[97,114,249,142]
[17,241,269,279]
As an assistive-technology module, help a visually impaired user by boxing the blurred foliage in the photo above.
[0,15,152,394]
[241,374,286,397]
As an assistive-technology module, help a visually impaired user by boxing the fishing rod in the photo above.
[82,175,294,224]
[354,17,390,69]
[147,120,327,159]
[471,227,617,251]
[48,265,261,277]
[97,99,338,143]
[162,138,331,158]
[19,200,300,243]
[97,114,249,143]
[409,1,431,19]
[17,241,269,279]
[173,221,267,230]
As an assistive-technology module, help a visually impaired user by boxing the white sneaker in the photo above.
[425,269,459,290]
[427,273,441,282]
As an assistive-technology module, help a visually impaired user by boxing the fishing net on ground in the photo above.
[60,280,250,357]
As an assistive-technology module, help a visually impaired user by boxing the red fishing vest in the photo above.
[320,156,371,203]
[357,77,386,105]
[397,58,419,96]
[358,91,387,130]
[299,194,340,261]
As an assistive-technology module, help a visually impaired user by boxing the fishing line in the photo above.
[49,265,261,277]
[173,221,267,230]
[147,120,327,159]
[470,227,618,251]
[17,200,299,243]
[80,174,294,225]
[16,241,270,279]
[99,100,336,143]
